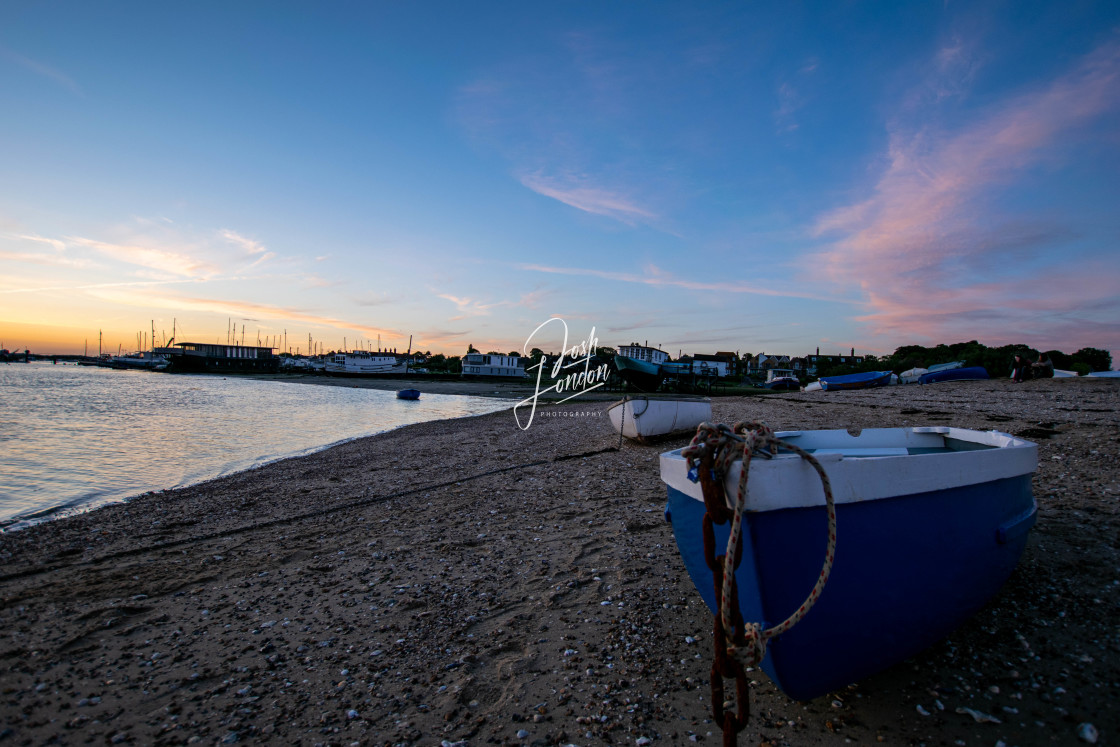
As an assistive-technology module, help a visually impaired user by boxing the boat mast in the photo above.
[405,334,412,374]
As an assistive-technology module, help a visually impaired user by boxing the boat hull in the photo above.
[919,366,990,384]
[607,396,711,442]
[613,355,664,392]
[819,371,892,390]
[396,389,420,400]
[661,427,1037,701]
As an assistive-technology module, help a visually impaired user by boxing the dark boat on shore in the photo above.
[397,389,420,400]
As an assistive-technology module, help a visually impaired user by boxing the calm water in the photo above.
[0,362,511,530]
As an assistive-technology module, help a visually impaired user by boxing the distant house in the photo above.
[462,353,527,378]
[715,351,741,376]
[618,343,670,366]
[691,352,735,377]
[806,347,865,375]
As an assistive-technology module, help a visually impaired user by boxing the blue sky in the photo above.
[2,1,1118,363]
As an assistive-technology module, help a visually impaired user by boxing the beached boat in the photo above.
[661,426,1038,701]
[613,354,665,392]
[396,388,420,400]
[1087,370,1120,378]
[927,360,965,373]
[819,370,892,390]
[802,380,822,392]
[899,367,928,384]
[919,366,990,384]
[607,395,711,442]
[764,376,800,391]
[324,351,407,377]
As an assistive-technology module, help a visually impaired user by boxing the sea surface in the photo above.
[0,362,512,530]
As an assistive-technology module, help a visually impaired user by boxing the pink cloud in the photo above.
[813,37,1120,357]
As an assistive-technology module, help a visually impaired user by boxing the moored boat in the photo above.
[396,388,420,400]
[156,342,279,374]
[324,351,407,376]
[819,370,892,390]
[109,351,169,371]
[661,426,1038,701]
[607,395,711,442]
[919,366,990,384]
[763,376,800,391]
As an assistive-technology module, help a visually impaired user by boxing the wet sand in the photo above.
[0,378,1116,746]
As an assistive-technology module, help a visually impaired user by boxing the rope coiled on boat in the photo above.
[681,421,838,746]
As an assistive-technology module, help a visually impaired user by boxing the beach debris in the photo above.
[1078,723,1099,744]
[956,706,1001,723]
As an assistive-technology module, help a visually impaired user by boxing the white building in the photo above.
[691,353,733,377]
[462,353,527,377]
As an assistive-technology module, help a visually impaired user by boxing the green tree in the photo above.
[1072,347,1112,372]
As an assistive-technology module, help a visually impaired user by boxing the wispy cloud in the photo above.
[812,35,1120,352]
[0,250,93,270]
[67,236,220,278]
[220,229,276,270]
[0,45,81,95]
[15,233,68,252]
[455,30,668,229]
[519,262,847,302]
[436,288,550,320]
[519,172,656,223]
[774,82,803,133]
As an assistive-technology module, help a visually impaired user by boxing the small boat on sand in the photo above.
[661,426,1038,701]
[396,389,420,400]
[607,395,711,442]
[819,370,892,390]
[919,366,989,384]
[763,376,800,391]
[899,367,928,384]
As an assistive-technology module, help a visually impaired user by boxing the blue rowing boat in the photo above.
[661,426,1037,701]
[819,370,892,390]
[919,366,990,384]
[396,389,420,400]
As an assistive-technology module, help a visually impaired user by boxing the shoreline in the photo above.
[245,372,628,401]
[0,378,1116,745]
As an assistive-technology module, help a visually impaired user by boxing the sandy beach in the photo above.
[1,377,1116,746]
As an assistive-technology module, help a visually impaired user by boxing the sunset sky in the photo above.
[2,2,1118,363]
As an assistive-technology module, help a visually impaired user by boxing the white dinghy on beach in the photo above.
[607,395,712,443]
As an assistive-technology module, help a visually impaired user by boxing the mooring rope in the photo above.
[681,421,838,744]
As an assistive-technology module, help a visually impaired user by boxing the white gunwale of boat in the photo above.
[660,427,1038,511]
[607,395,711,442]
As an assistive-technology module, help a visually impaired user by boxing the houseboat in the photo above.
[461,353,527,378]
[324,350,407,377]
[155,342,279,374]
